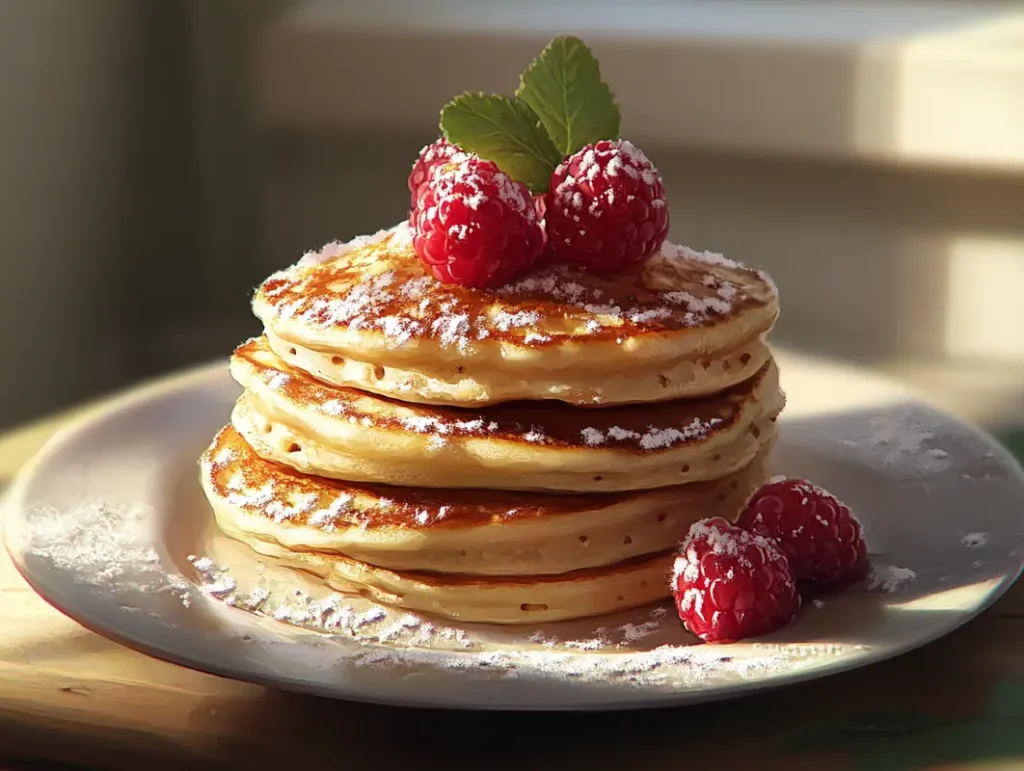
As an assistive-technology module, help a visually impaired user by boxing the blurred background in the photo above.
[1,0,1023,442]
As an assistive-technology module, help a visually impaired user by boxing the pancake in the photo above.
[229,336,784,492]
[221,526,675,624]
[201,425,772,576]
[252,222,778,407]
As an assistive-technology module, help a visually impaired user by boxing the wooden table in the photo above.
[3,406,1024,771]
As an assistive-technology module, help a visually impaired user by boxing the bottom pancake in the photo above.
[201,425,773,576]
[221,527,674,624]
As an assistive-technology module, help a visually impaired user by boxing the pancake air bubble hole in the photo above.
[288,347,297,356]
[373,364,386,380]
[615,595,625,602]
[520,603,548,612]
[592,475,603,482]
[680,464,690,473]
[711,454,722,462]
[722,360,731,370]
[656,513,668,523]
[287,443,301,453]
[578,535,588,544]
[623,535,633,545]
[658,375,670,388]
[739,353,752,365]
[751,426,761,438]
[331,355,344,365]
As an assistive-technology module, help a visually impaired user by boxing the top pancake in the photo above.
[252,222,779,407]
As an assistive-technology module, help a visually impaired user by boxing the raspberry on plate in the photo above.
[543,139,669,274]
[671,517,801,644]
[411,153,545,288]
[408,138,460,210]
[737,477,868,586]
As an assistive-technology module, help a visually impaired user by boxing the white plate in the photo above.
[5,351,1024,711]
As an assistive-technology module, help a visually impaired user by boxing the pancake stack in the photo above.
[199,222,784,624]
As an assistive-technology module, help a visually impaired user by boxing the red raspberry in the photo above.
[533,193,547,224]
[408,138,460,210]
[737,477,867,586]
[543,139,669,274]
[411,154,545,288]
[672,517,800,643]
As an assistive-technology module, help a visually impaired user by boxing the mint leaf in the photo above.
[440,93,562,194]
[515,36,621,156]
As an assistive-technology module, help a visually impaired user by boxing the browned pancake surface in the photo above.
[203,425,761,532]
[235,336,775,455]
[254,227,777,349]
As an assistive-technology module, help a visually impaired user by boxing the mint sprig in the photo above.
[516,36,621,157]
[440,93,562,194]
[438,35,621,193]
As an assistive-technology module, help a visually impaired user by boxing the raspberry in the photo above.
[411,153,545,288]
[737,477,867,586]
[543,139,669,274]
[533,193,547,224]
[408,138,460,210]
[672,517,800,643]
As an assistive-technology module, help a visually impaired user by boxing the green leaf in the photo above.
[515,35,621,156]
[440,92,562,194]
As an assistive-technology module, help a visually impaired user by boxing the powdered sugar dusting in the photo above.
[867,412,951,474]
[580,417,723,451]
[24,500,164,584]
[660,241,742,270]
[497,254,746,331]
[492,310,540,332]
[202,436,371,531]
[961,532,989,549]
[435,151,533,221]
[17,499,906,695]
[266,372,290,391]
[20,500,192,603]
[259,220,774,352]
[351,641,806,687]
[865,564,917,594]
[619,605,670,643]
[552,141,664,249]
[242,336,736,454]
[296,225,404,267]
[675,518,784,577]
[186,555,852,688]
